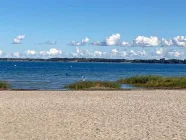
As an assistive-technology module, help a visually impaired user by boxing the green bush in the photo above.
[0,81,9,90]
[65,81,121,90]
[117,75,186,89]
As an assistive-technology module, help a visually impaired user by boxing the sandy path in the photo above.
[0,90,186,140]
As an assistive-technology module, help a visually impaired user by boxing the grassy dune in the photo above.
[118,75,186,89]
[65,81,121,90]
[0,81,9,90]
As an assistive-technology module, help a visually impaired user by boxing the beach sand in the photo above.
[0,90,186,140]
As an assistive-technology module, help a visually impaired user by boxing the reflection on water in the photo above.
[121,84,136,89]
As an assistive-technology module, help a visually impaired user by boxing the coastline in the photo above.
[1,58,186,64]
[0,90,186,139]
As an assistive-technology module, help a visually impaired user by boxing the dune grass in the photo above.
[117,75,186,89]
[0,81,9,90]
[65,81,121,90]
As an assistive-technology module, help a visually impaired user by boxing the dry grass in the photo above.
[65,81,121,90]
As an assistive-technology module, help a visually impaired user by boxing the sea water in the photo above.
[0,61,186,90]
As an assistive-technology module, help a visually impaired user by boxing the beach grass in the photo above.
[117,75,186,89]
[0,81,9,90]
[65,81,121,90]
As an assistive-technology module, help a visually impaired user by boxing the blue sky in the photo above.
[0,0,186,59]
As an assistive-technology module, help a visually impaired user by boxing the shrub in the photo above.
[117,75,186,89]
[65,81,121,90]
[0,81,9,90]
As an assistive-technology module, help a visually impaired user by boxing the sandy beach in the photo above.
[0,90,186,140]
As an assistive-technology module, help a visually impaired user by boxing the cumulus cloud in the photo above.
[91,33,121,46]
[155,48,164,55]
[1,47,186,59]
[172,36,186,47]
[137,50,147,56]
[128,50,138,56]
[111,49,118,53]
[1,48,62,58]
[109,49,119,58]
[0,50,3,56]
[13,52,20,57]
[119,49,147,59]
[68,37,89,46]
[167,50,183,58]
[161,38,173,47]
[40,48,62,56]
[36,41,57,45]
[120,51,127,57]
[105,34,120,46]
[131,36,186,47]
[119,41,131,47]
[71,47,91,57]
[90,34,162,47]
[68,47,186,59]
[12,35,25,44]
[133,36,159,47]
[70,47,149,59]
[25,50,37,55]
[66,34,186,48]
[94,51,103,57]
[71,47,106,58]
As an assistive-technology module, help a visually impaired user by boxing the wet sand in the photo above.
[0,90,186,140]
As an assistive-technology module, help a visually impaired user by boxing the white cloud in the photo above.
[12,35,25,44]
[68,37,89,46]
[161,38,173,46]
[91,33,121,46]
[67,34,186,48]
[90,41,105,46]
[119,41,131,47]
[133,36,159,47]
[48,48,62,55]
[105,33,120,46]
[0,48,185,59]
[167,50,183,58]
[25,50,37,55]
[70,48,147,59]
[40,48,62,57]
[13,52,20,57]
[172,36,186,47]
[155,48,164,55]
[124,49,148,59]
[0,50,3,56]
[152,48,185,59]
[91,34,161,47]
[138,50,146,56]
[120,51,127,57]
[111,49,118,53]
[36,41,57,45]
[71,47,105,58]
[5,53,12,58]
[94,51,103,57]
[71,47,91,58]
[129,50,138,56]
[82,37,89,43]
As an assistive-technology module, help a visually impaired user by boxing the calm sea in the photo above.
[0,61,186,90]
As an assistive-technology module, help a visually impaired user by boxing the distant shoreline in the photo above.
[0,58,186,64]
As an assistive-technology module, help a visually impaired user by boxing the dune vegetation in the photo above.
[117,75,186,89]
[0,81,9,90]
[65,81,121,90]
